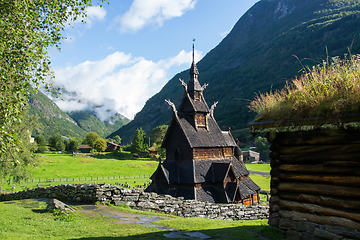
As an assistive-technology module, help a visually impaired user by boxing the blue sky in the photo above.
[48,0,259,120]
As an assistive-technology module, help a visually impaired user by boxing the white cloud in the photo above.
[86,6,107,20]
[50,50,203,120]
[66,5,106,29]
[83,6,107,28]
[118,0,197,32]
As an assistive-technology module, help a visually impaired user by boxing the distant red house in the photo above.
[79,145,92,153]
[105,142,122,152]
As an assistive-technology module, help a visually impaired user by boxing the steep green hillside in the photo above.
[28,90,130,139]
[28,90,87,138]
[69,111,129,138]
[109,0,360,144]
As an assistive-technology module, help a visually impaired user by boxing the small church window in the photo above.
[194,91,200,101]
[195,113,206,128]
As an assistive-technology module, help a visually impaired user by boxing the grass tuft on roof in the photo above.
[249,54,360,122]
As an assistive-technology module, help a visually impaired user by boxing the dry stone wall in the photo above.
[0,184,268,220]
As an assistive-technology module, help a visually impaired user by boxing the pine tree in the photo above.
[130,128,149,158]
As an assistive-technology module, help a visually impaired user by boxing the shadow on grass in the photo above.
[94,152,158,162]
[68,225,288,240]
[93,152,136,160]
[31,209,50,214]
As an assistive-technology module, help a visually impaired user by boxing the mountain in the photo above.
[28,90,130,139]
[109,0,360,144]
[68,111,129,137]
[28,90,87,138]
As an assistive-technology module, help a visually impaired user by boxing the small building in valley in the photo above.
[243,150,260,163]
[79,144,92,153]
[145,45,260,204]
[105,142,121,152]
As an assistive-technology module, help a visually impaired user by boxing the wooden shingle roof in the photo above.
[168,113,236,148]
[156,157,252,185]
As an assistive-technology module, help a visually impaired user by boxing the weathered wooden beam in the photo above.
[278,192,360,210]
[277,153,360,164]
[274,144,360,155]
[324,161,360,167]
[279,199,360,222]
[271,134,360,147]
[277,182,360,198]
[272,128,360,141]
[278,173,360,187]
[278,164,360,175]
[279,209,360,231]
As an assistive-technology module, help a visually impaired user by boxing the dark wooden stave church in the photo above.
[146,46,260,204]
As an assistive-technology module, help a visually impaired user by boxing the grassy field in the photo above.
[0,199,287,240]
[0,154,277,239]
[249,174,270,191]
[29,153,158,178]
[0,153,271,192]
[244,163,270,173]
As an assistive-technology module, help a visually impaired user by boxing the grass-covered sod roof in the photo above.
[249,54,360,122]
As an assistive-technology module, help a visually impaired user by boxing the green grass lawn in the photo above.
[0,153,276,239]
[29,153,158,178]
[244,163,271,173]
[0,153,158,192]
[250,174,270,191]
[0,199,286,240]
[0,153,271,194]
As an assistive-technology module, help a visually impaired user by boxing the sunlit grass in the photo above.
[28,153,158,178]
[249,54,360,121]
[1,154,271,194]
[249,174,270,191]
[0,199,286,240]
[0,199,165,239]
[245,163,271,173]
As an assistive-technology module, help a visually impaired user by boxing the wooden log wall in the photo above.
[267,127,360,240]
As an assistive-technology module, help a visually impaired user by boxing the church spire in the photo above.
[188,40,201,92]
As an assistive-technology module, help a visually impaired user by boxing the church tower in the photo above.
[146,44,260,204]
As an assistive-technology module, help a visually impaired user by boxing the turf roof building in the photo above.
[146,45,260,204]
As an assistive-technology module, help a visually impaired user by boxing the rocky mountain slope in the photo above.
[109,0,360,144]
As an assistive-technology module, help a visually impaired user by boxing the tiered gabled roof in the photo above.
[162,113,237,148]
[147,43,260,203]
[178,91,209,113]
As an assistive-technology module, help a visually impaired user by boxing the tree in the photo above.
[150,125,168,158]
[1,110,39,181]
[67,138,81,152]
[113,135,122,145]
[107,135,121,145]
[35,135,48,153]
[130,128,149,158]
[0,0,105,180]
[55,139,66,152]
[49,133,65,151]
[94,138,107,152]
[83,132,100,146]
[254,136,270,161]
[150,125,168,146]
